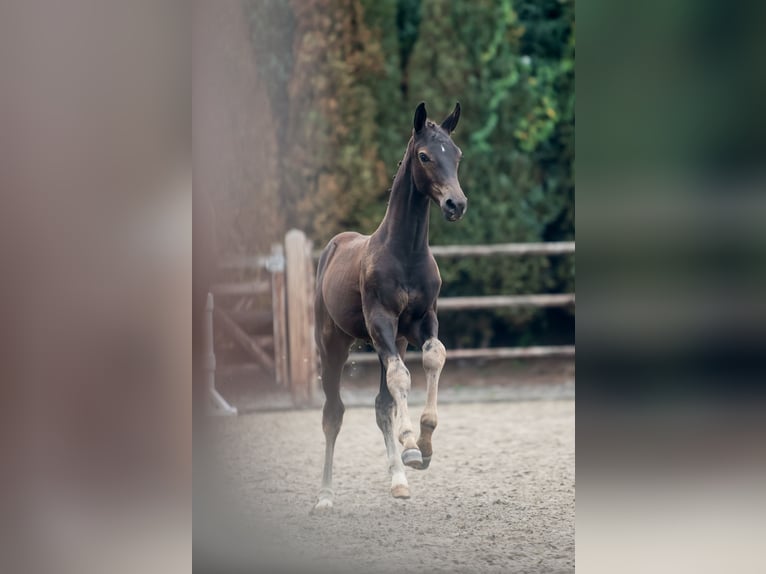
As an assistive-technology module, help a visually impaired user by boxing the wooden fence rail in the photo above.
[430,241,574,257]
[218,254,273,270]
[311,241,574,260]
[225,242,574,269]
[211,280,270,296]
[213,306,275,369]
[438,294,574,310]
[348,345,575,364]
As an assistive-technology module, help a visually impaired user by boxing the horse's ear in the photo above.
[413,102,427,133]
[440,102,461,133]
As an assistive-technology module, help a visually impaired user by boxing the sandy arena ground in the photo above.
[200,399,574,573]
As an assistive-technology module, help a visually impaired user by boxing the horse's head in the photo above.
[411,102,467,222]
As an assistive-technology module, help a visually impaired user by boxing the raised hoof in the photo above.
[311,498,334,514]
[401,448,423,468]
[415,455,431,470]
[391,484,410,499]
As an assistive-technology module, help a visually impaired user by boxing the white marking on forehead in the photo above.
[441,144,445,152]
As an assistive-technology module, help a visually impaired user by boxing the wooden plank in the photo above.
[437,294,575,310]
[218,254,272,270]
[270,243,289,387]
[252,335,274,348]
[285,229,314,406]
[430,242,575,257]
[211,280,270,296]
[213,306,275,370]
[443,346,575,359]
[217,362,264,377]
[227,309,273,333]
[347,345,575,364]
[312,241,575,260]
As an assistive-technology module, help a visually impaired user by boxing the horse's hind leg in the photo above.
[313,321,352,512]
[375,337,410,498]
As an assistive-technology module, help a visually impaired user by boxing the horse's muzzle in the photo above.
[442,196,467,221]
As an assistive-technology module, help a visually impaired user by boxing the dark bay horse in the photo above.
[313,102,466,510]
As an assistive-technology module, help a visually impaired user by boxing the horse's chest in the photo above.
[395,287,418,314]
[399,281,438,319]
[363,256,440,318]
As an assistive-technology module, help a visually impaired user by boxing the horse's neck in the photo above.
[374,142,431,256]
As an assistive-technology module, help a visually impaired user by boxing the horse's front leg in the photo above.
[414,311,446,470]
[366,309,422,469]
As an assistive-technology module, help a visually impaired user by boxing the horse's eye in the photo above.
[418,152,430,163]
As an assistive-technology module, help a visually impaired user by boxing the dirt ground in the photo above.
[199,398,574,573]
[220,357,575,411]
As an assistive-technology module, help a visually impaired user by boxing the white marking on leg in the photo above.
[382,407,409,493]
[441,144,445,152]
[422,338,446,409]
[419,338,446,459]
[386,357,417,450]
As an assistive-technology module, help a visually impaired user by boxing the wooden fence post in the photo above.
[285,229,317,406]
[205,293,237,416]
[303,236,319,401]
[269,243,289,387]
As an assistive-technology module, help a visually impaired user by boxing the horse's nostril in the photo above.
[445,198,456,210]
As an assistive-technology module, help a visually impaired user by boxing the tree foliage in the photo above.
[241,0,574,347]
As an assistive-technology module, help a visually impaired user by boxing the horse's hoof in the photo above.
[416,455,431,470]
[406,454,431,470]
[311,498,334,513]
[311,489,334,514]
[401,448,423,468]
[391,484,410,499]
